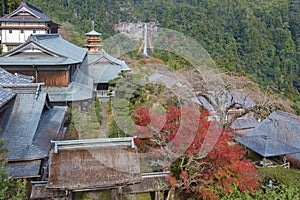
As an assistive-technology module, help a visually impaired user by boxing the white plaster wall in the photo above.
[1,22,47,44]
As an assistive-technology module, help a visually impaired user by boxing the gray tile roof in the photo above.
[0,88,15,108]
[29,34,87,63]
[0,68,33,84]
[6,160,41,178]
[34,106,67,154]
[0,34,87,66]
[234,135,300,157]
[1,92,48,160]
[84,49,131,84]
[241,110,300,160]
[0,90,67,161]
[0,1,53,22]
[44,80,94,102]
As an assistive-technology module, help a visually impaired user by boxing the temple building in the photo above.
[0,1,59,53]
[0,29,131,105]
[0,34,87,87]
[84,29,131,102]
[0,68,67,180]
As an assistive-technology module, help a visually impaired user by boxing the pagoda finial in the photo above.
[92,20,95,31]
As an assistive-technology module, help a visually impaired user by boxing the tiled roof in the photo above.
[234,135,300,157]
[34,106,67,154]
[44,80,94,102]
[0,1,53,22]
[0,88,15,108]
[84,49,131,84]
[0,34,87,66]
[240,110,300,160]
[0,68,33,84]
[30,34,87,63]
[6,160,42,178]
[1,92,48,160]
[0,91,67,161]
[85,30,102,36]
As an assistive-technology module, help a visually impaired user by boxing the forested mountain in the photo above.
[1,0,300,111]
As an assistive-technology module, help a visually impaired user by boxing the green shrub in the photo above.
[259,167,300,188]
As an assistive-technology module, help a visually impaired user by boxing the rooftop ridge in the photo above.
[29,34,60,41]
[22,1,43,14]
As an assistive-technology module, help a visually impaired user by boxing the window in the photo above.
[21,29,24,33]
[9,29,12,34]
[33,29,36,33]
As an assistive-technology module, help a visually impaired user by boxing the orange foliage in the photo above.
[133,105,260,199]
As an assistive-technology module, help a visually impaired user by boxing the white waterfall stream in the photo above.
[142,22,148,56]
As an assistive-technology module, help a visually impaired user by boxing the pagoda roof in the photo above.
[85,30,102,36]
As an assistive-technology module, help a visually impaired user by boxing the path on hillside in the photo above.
[99,103,109,138]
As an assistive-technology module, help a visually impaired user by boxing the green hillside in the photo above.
[1,0,300,112]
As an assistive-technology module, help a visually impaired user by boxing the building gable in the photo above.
[1,1,50,22]
[7,7,40,20]
[3,41,62,58]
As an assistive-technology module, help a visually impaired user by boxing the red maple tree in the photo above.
[133,105,260,199]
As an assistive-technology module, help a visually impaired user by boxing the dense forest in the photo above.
[1,0,300,112]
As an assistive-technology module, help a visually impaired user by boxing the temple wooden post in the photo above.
[111,187,122,200]
[150,191,161,200]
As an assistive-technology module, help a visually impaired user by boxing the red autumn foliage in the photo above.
[133,106,151,126]
[141,59,147,64]
[133,105,260,199]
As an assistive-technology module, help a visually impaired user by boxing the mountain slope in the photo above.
[3,0,299,112]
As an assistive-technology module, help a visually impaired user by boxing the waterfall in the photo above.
[142,23,148,56]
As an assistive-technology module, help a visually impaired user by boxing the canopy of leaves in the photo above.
[133,106,260,199]
[1,0,299,112]
[21,0,300,113]
[0,140,26,200]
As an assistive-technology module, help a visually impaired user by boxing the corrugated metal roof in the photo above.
[0,67,33,84]
[0,88,15,108]
[6,160,41,178]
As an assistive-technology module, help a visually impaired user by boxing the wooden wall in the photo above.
[8,70,69,87]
